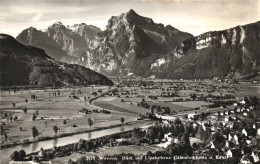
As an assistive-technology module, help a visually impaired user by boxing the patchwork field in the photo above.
[93,96,149,115]
[0,87,139,147]
[171,101,211,108]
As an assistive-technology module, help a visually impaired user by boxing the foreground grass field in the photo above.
[0,87,139,147]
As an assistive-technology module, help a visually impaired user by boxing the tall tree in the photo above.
[18,150,26,160]
[10,151,19,161]
[88,118,93,128]
[180,133,190,146]
[32,113,36,121]
[120,117,125,124]
[23,107,27,114]
[158,132,163,142]
[196,125,204,140]
[31,126,38,138]
[53,126,58,135]
[149,129,155,144]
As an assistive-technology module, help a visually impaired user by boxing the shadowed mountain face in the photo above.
[152,21,260,79]
[0,34,113,86]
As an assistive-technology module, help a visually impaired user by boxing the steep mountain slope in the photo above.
[16,27,75,62]
[153,21,260,79]
[75,9,193,76]
[68,23,101,44]
[0,34,113,86]
[46,22,90,57]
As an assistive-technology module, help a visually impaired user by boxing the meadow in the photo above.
[0,87,137,147]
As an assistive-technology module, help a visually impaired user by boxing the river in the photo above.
[1,120,154,164]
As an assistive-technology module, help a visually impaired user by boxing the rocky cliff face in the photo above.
[16,27,74,61]
[68,23,101,44]
[75,9,193,76]
[17,22,101,63]
[46,22,89,57]
[0,34,113,86]
[153,21,260,79]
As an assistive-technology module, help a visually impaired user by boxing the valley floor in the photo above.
[1,80,259,163]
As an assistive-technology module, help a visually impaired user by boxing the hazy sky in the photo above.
[0,0,259,37]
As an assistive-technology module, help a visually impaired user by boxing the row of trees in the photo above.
[31,125,60,138]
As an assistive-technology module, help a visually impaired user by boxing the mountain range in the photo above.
[12,9,260,80]
[0,34,113,86]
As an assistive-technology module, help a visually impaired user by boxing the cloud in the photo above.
[32,13,43,22]
[0,0,259,37]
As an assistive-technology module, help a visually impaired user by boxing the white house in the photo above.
[253,123,256,129]
[225,141,229,148]
[246,140,251,145]
[155,114,175,121]
[252,151,260,163]
[237,108,241,113]
[242,129,248,137]
[228,134,233,141]
[164,132,174,142]
[240,100,246,104]
[210,141,215,149]
[224,116,229,122]
[257,128,260,136]
[234,134,239,145]
[192,123,198,128]
[187,113,196,119]
[173,138,179,143]
[226,149,233,158]
[226,149,241,159]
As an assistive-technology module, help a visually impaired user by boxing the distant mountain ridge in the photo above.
[0,34,113,86]
[152,21,260,79]
[16,9,260,79]
[17,22,101,61]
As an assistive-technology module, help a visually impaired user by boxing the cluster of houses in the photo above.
[156,97,260,163]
